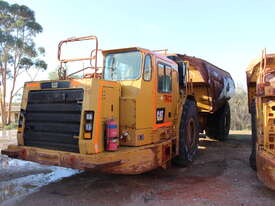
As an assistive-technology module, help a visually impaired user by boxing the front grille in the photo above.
[24,89,83,153]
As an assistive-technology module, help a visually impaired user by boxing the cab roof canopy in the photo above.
[102,47,176,66]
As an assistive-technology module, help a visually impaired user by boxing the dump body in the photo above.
[167,54,235,114]
[167,54,235,133]
[1,36,235,174]
[246,53,275,190]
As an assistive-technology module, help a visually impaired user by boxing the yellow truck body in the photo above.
[2,35,235,174]
[246,51,275,190]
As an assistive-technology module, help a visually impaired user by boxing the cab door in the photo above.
[154,61,174,130]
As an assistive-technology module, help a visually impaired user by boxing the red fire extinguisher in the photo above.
[105,119,119,151]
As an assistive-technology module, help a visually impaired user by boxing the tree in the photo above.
[229,86,251,130]
[0,1,47,125]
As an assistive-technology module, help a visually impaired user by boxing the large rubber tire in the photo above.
[173,99,199,167]
[206,101,230,141]
[249,100,257,171]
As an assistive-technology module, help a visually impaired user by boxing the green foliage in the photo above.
[0,0,47,126]
[4,121,18,130]
[0,0,47,76]
[34,59,47,70]
[229,87,251,130]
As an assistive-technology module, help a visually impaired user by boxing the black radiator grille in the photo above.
[23,89,83,153]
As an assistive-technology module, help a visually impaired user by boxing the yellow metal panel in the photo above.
[263,101,275,155]
[102,86,118,120]
[256,150,275,190]
[193,85,212,113]
[120,98,136,128]
[189,67,204,82]
[84,80,120,154]
[136,80,154,129]
[120,128,153,146]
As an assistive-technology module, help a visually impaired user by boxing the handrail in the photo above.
[57,35,99,79]
[152,49,168,55]
[260,48,267,83]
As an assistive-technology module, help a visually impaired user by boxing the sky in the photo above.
[8,0,275,86]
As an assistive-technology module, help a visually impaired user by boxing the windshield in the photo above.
[103,51,142,81]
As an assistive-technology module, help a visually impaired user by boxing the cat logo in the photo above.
[156,108,165,124]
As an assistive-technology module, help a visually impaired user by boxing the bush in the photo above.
[4,122,18,130]
[229,87,251,130]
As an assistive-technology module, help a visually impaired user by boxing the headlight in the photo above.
[85,123,93,132]
[85,111,94,120]
[84,111,94,138]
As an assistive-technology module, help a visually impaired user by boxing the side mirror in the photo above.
[178,61,187,88]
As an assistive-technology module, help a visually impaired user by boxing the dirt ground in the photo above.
[0,130,275,206]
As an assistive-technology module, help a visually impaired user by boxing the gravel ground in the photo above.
[0,130,275,206]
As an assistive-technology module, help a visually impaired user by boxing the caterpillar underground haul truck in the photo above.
[2,35,235,174]
[246,50,275,190]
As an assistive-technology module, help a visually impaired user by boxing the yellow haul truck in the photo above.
[2,35,235,174]
[246,50,275,190]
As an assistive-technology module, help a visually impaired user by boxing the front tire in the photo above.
[174,99,199,167]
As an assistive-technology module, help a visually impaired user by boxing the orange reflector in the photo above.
[17,128,23,133]
[84,133,91,139]
[71,80,81,86]
[154,121,173,129]
[26,83,40,88]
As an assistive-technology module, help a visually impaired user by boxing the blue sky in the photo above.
[9,0,275,85]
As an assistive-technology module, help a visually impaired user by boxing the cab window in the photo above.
[158,63,172,93]
[143,55,152,81]
[104,51,142,81]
